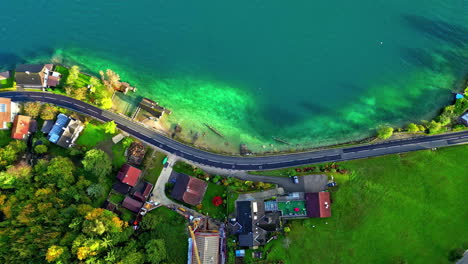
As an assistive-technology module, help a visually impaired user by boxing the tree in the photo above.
[427,120,442,134]
[40,104,57,120]
[23,102,41,118]
[34,144,48,154]
[99,98,113,109]
[122,137,134,148]
[86,183,106,199]
[104,121,117,134]
[82,149,112,179]
[406,123,419,133]
[377,126,393,139]
[45,245,65,263]
[73,87,88,101]
[46,156,76,188]
[0,140,27,169]
[66,65,80,86]
[105,69,121,89]
[145,239,167,264]
[89,76,101,89]
[448,248,465,262]
[438,114,451,126]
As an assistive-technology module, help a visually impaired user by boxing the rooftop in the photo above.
[116,164,142,187]
[171,173,208,206]
[121,196,143,213]
[11,115,31,140]
[0,97,12,129]
[305,192,331,218]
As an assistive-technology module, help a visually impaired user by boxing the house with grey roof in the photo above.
[461,112,468,127]
[15,64,61,89]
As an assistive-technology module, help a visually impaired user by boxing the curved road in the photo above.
[3,91,468,170]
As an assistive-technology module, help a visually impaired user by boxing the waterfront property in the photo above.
[11,115,31,140]
[46,113,84,148]
[171,172,208,206]
[14,64,60,89]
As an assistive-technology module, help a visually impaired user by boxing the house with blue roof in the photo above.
[46,113,84,148]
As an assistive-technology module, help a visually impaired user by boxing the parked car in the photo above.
[327,182,338,187]
[291,176,299,184]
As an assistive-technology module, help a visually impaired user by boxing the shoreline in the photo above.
[2,62,468,156]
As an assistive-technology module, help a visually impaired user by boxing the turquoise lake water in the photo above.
[1,0,467,152]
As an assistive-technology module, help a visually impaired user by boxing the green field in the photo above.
[201,182,227,220]
[54,65,91,88]
[76,122,112,148]
[263,145,468,264]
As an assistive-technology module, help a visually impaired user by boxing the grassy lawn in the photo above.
[108,192,125,204]
[54,65,91,88]
[201,183,227,220]
[142,150,167,185]
[0,77,15,89]
[264,145,468,264]
[173,161,198,176]
[111,141,127,168]
[0,129,12,147]
[144,207,188,264]
[76,122,112,148]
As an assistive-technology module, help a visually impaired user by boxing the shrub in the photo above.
[406,123,419,133]
[377,126,394,139]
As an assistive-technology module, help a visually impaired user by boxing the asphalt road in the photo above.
[4,91,468,171]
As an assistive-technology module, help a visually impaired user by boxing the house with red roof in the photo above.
[133,182,153,202]
[171,172,208,206]
[116,164,142,187]
[11,115,31,140]
[305,192,331,218]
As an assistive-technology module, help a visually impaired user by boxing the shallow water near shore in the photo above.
[1,0,467,153]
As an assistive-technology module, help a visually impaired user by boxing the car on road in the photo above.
[327,182,337,187]
[291,176,299,184]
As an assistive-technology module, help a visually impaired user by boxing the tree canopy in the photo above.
[82,149,112,179]
[103,121,117,134]
[377,126,394,140]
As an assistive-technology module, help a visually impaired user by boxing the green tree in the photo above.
[66,65,80,86]
[34,144,48,154]
[46,156,76,188]
[104,121,117,134]
[438,114,451,126]
[82,149,112,179]
[23,102,42,118]
[100,97,113,109]
[122,137,134,148]
[89,76,101,91]
[40,104,57,120]
[406,123,419,133]
[145,239,167,264]
[86,183,106,199]
[0,140,27,169]
[377,126,394,139]
[427,120,442,134]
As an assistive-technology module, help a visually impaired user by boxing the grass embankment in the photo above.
[144,207,188,264]
[263,145,468,264]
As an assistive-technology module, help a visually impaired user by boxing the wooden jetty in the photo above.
[204,123,224,138]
